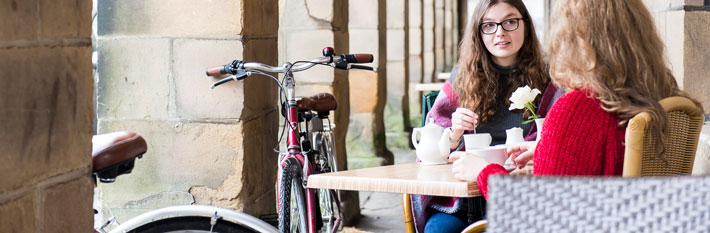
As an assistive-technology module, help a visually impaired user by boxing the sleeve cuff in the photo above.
[476,163,509,200]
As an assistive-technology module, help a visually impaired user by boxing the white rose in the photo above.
[508,85,541,111]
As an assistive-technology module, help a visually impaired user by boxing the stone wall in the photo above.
[95,0,279,225]
[0,0,94,231]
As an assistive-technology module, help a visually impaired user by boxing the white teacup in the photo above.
[466,145,507,165]
[463,133,492,149]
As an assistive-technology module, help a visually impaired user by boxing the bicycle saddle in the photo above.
[92,131,147,183]
[297,93,337,112]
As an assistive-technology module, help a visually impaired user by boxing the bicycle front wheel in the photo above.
[128,216,257,233]
[278,157,307,233]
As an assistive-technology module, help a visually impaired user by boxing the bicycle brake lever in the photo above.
[210,70,248,89]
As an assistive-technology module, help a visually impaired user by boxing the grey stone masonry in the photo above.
[0,0,94,231]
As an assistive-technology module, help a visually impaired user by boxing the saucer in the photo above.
[420,160,447,166]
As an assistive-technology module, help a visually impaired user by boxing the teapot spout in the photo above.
[439,128,452,157]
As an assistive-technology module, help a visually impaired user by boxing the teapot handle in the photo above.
[411,128,421,148]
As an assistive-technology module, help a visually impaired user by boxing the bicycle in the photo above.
[205,47,376,233]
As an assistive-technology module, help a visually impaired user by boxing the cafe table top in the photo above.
[306,162,480,197]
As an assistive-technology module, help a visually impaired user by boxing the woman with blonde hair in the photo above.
[450,0,702,200]
[414,0,561,232]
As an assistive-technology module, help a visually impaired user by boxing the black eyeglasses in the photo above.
[480,18,524,34]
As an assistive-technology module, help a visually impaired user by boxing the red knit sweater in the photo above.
[476,90,626,199]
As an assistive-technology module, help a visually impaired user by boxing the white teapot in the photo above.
[411,119,451,165]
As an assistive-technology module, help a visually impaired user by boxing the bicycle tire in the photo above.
[127,216,257,233]
[277,158,307,233]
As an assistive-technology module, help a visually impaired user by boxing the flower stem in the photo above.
[525,102,540,119]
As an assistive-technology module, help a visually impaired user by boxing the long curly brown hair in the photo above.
[455,0,549,123]
[548,0,702,131]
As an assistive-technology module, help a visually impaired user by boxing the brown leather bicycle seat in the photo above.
[297,93,338,112]
[92,131,147,172]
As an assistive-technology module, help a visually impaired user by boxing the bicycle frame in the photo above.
[278,64,319,233]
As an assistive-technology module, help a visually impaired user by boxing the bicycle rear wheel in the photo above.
[278,158,307,233]
[128,216,257,233]
[315,133,342,233]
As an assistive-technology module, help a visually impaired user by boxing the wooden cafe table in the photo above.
[307,162,532,197]
[307,162,479,197]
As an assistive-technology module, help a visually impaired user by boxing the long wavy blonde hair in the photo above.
[455,0,549,124]
[548,0,702,148]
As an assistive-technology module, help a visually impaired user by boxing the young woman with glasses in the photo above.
[412,0,562,232]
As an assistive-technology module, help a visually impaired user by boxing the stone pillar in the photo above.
[278,0,360,225]
[0,0,93,232]
[444,0,454,68]
[385,0,412,150]
[434,0,446,73]
[96,0,279,224]
[423,0,436,83]
[643,1,710,174]
[409,0,425,127]
[347,0,394,168]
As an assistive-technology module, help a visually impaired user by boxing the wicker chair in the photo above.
[485,175,710,233]
[623,96,704,177]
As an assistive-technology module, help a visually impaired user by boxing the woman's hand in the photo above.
[507,141,537,168]
[449,151,490,182]
[450,108,479,140]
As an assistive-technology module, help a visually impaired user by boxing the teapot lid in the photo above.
[424,118,442,129]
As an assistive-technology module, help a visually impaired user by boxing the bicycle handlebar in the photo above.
[205,53,375,78]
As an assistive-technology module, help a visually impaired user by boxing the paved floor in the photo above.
[342,149,417,233]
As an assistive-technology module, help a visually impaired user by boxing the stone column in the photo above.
[0,0,93,232]
[347,0,394,168]
[278,0,360,225]
[385,0,412,150]
[409,0,425,127]
[423,0,436,83]
[434,0,446,73]
[444,0,454,68]
[96,0,279,224]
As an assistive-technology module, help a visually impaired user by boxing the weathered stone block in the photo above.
[409,0,423,27]
[349,0,379,29]
[409,28,423,55]
[0,46,93,192]
[349,70,380,113]
[387,29,406,61]
[664,10,685,88]
[40,0,92,38]
[40,175,93,232]
[173,39,245,119]
[387,0,406,29]
[682,10,710,112]
[0,0,38,40]
[386,61,406,97]
[97,0,242,37]
[283,29,335,83]
[0,192,36,233]
[243,0,279,36]
[349,29,380,63]
[97,38,170,120]
[409,56,423,83]
[281,0,334,30]
[97,119,276,218]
